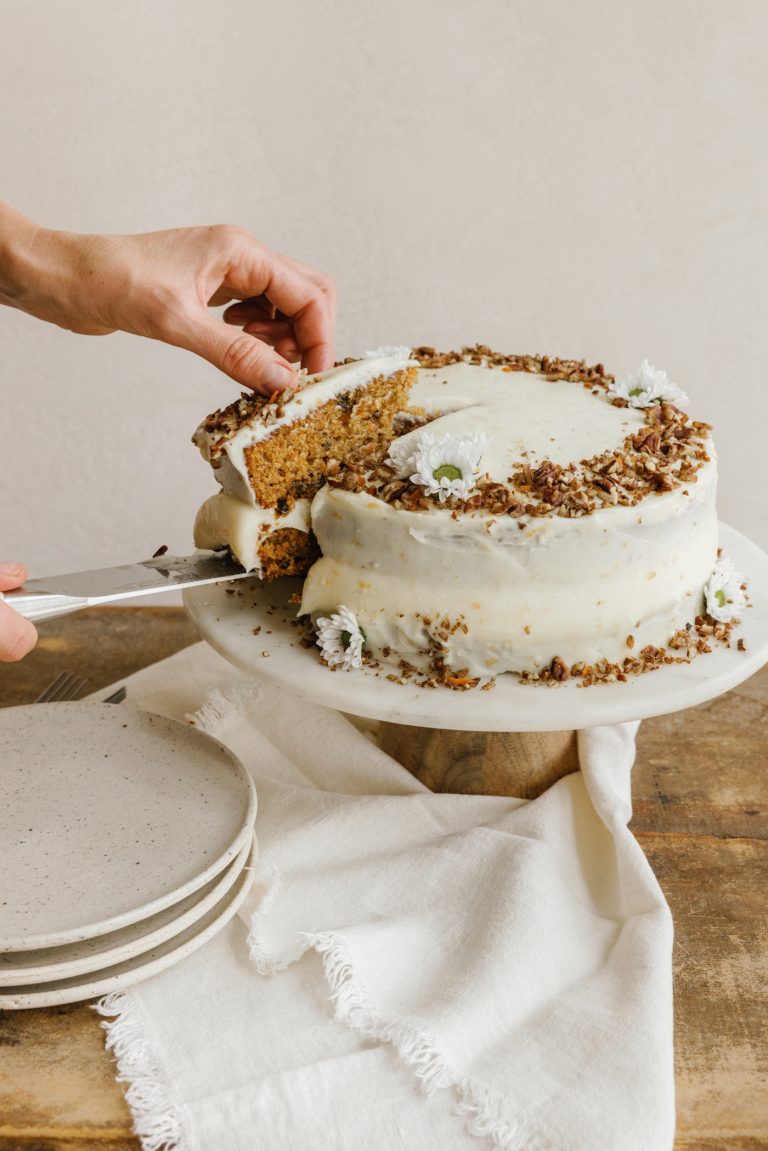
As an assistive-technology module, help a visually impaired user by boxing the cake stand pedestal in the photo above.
[377,725,578,799]
[184,523,768,799]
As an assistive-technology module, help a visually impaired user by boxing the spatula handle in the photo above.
[0,590,88,622]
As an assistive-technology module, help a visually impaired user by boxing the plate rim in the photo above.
[0,840,256,1009]
[1,704,257,952]
[0,836,256,986]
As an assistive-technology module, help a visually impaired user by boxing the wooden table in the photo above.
[0,607,766,1151]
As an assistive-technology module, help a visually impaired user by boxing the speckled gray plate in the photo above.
[1,703,257,952]
[0,848,256,1009]
[0,836,256,985]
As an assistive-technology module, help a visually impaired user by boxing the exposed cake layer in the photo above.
[193,348,415,508]
[192,347,415,578]
[194,492,314,579]
[238,372,412,509]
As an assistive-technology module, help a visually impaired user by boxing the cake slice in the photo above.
[192,347,415,578]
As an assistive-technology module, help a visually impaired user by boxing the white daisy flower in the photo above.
[704,557,746,623]
[410,431,490,502]
[363,345,413,361]
[386,430,435,478]
[315,605,366,670]
[608,359,689,409]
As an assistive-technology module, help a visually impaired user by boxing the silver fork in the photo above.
[34,670,89,703]
[34,673,127,705]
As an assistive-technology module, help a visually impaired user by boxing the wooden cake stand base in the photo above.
[378,725,579,799]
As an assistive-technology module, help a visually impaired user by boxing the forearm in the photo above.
[0,201,44,310]
[0,203,116,334]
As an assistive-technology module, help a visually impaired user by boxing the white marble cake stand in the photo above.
[184,523,768,797]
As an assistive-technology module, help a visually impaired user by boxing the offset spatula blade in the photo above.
[21,552,248,598]
[2,551,250,621]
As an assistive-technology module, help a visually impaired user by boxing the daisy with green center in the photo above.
[607,360,689,409]
[704,557,746,623]
[386,432,425,478]
[315,605,366,670]
[409,430,490,503]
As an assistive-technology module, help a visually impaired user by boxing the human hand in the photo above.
[0,563,37,662]
[0,204,335,395]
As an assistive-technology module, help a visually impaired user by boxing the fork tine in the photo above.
[103,685,127,705]
[34,670,71,703]
[46,672,89,703]
[48,672,77,699]
[55,675,89,702]
[35,671,91,704]
[48,672,78,702]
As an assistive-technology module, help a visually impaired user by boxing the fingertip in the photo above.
[217,330,297,395]
[0,603,38,662]
[223,303,253,326]
[222,296,275,326]
[259,359,298,394]
[0,561,26,577]
[0,562,28,591]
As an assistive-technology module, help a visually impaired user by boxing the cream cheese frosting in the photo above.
[402,363,648,477]
[298,359,718,676]
[193,349,719,680]
[300,463,718,676]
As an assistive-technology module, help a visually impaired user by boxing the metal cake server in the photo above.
[1,551,250,622]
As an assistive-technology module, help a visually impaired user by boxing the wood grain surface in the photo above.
[378,723,580,798]
[0,607,765,1150]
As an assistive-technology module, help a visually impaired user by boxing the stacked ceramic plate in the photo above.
[0,703,257,1008]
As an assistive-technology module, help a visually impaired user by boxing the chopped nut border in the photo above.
[336,347,713,519]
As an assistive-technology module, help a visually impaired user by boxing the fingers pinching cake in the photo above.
[193,346,746,688]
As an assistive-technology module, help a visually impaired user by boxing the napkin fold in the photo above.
[96,642,674,1151]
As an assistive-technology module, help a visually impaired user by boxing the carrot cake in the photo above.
[193,348,415,579]
[193,346,743,684]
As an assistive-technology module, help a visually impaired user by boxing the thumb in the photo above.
[176,315,297,394]
[0,600,38,662]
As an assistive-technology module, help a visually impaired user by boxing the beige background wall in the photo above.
[1,0,766,583]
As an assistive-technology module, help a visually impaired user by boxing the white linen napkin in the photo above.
[96,641,674,1151]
